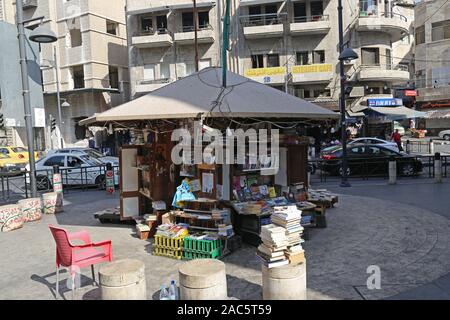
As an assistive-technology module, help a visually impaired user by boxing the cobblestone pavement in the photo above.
[1,189,450,300]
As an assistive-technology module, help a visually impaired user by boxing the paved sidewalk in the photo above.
[1,188,450,300]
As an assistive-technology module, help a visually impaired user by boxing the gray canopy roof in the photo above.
[80,67,338,125]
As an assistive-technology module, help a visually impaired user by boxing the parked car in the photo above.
[48,148,119,166]
[438,129,450,141]
[28,153,120,190]
[0,153,28,172]
[320,144,422,177]
[321,137,400,156]
[0,146,39,167]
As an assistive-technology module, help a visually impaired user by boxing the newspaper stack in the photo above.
[257,224,289,268]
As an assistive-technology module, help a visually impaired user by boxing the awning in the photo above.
[366,106,426,120]
[127,6,170,16]
[425,109,450,119]
[127,1,215,15]
[240,0,285,6]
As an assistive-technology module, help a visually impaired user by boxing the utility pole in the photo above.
[54,46,64,149]
[193,0,199,71]
[222,0,231,87]
[16,0,38,197]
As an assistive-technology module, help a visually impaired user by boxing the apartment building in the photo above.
[1,0,129,148]
[414,0,450,132]
[127,0,414,113]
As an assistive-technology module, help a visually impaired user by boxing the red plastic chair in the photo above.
[49,225,112,299]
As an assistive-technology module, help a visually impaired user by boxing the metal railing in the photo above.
[0,165,120,204]
[137,27,169,36]
[181,24,213,33]
[359,10,407,22]
[138,78,172,85]
[240,13,286,27]
[293,14,330,23]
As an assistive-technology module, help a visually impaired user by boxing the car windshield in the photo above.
[84,149,104,159]
[80,155,103,166]
[12,147,27,153]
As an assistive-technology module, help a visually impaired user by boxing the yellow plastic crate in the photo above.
[153,234,186,250]
[152,247,183,260]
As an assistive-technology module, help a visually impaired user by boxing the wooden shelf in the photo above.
[183,209,214,214]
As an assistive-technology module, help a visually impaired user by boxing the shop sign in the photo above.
[244,67,285,77]
[292,63,333,74]
[367,98,403,107]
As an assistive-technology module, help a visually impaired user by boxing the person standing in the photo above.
[391,129,403,152]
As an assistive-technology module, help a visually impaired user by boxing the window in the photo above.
[313,50,325,64]
[44,156,65,168]
[70,28,82,47]
[310,1,324,17]
[293,3,306,21]
[156,15,168,32]
[0,148,9,155]
[141,16,153,33]
[265,4,278,14]
[186,62,196,76]
[109,66,119,89]
[415,25,425,45]
[67,156,83,168]
[313,89,331,98]
[267,54,280,67]
[160,63,170,79]
[198,11,210,29]
[144,64,155,81]
[365,86,380,94]
[366,146,382,155]
[251,54,264,68]
[106,20,118,35]
[296,51,309,65]
[361,47,379,65]
[182,12,194,31]
[400,34,410,44]
[72,65,85,89]
[359,0,378,15]
[386,48,392,69]
[431,20,450,42]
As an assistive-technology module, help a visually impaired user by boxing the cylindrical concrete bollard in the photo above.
[99,259,147,300]
[388,158,397,185]
[406,140,411,154]
[42,192,59,214]
[430,140,434,155]
[179,259,227,300]
[0,204,24,232]
[262,261,307,300]
[18,198,42,222]
[53,166,64,213]
[435,153,442,183]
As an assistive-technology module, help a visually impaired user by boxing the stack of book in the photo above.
[271,206,304,247]
[257,224,289,268]
[212,209,231,224]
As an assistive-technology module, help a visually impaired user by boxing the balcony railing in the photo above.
[240,13,285,27]
[293,14,330,23]
[359,10,407,22]
[137,28,169,36]
[360,64,409,71]
[181,24,213,33]
[139,78,172,85]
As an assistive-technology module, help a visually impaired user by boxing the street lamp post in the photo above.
[53,46,64,149]
[16,0,57,197]
[337,0,358,188]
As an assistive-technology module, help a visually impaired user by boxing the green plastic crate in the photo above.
[182,237,223,260]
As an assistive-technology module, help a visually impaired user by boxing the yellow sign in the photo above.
[292,64,333,74]
[244,67,285,77]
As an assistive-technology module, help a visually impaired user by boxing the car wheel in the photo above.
[444,134,450,141]
[401,164,415,177]
[95,175,106,190]
[36,176,51,191]
[338,166,351,177]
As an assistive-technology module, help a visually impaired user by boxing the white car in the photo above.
[348,137,400,153]
[48,148,119,166]
[438,130,450,141]
[29,154,120,190]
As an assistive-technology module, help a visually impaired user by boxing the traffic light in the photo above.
[50,116,57,132]
[0,113,4,128]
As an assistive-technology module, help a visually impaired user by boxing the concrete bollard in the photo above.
[435,153,442,183]
[430,139,434,155]
[406,140,411,154]
[179,259,227,300]
[52,165,64,213]
[18,198,42,222]
[389,157,397,185]
[99,259,147,300]
[0,204,24,232]
[262,261,307,300]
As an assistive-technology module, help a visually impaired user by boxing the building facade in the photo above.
[126,0,414,113]
[414,0,450,133]
[1,0,129,148]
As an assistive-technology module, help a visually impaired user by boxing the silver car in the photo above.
[48,148,119,166]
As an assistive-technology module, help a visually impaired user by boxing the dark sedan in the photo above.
[319,144,423,177]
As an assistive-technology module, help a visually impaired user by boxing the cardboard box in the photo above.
[162,212,175,224]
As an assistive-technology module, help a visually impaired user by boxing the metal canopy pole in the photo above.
[222,0,231,87]
[16,0,38,197]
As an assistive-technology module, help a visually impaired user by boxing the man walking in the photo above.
[391,129,403,152]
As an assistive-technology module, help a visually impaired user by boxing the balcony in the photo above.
[135,78,173,94]
[355,11,410,42]
[173,25,215,45]
[240,13,285,39]
[292,63,334,83]
[244,67,286,85]
[132,29,173,48]
[358,64,410,82]
[290,15,331,36]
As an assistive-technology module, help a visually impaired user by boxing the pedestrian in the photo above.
[391,129,403,152]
